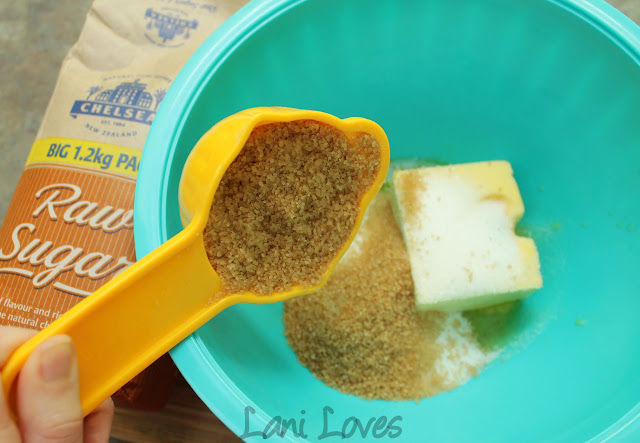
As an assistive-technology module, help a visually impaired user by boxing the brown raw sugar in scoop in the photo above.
[203,120,381,296]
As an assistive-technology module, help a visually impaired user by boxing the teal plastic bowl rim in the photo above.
[134,0,640,440]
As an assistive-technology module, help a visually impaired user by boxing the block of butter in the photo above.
[391,161,542,311]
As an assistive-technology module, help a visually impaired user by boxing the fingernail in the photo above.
[39,336,74,382]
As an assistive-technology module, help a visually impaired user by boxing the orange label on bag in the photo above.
[0,142,137,329]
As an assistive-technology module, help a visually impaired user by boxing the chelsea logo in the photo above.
[144,7,198,47]
[70,79,165,127]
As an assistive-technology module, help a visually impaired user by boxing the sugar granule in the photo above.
[204,120,381,295]
[283,194,494,400]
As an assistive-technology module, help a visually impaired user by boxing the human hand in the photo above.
[0,326,113,442]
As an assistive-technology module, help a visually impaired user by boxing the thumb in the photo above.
[16,335,83,443]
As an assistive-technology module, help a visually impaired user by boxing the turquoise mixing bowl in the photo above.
[135,0,640,441]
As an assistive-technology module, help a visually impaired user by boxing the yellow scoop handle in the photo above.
[2,222,221,417]
[1,107,390,418]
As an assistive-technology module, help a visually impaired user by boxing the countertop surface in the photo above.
[1,1,639,442]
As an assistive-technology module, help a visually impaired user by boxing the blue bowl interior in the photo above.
[135,0,640,441]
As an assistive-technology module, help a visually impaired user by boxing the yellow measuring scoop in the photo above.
[1,107,390,417]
